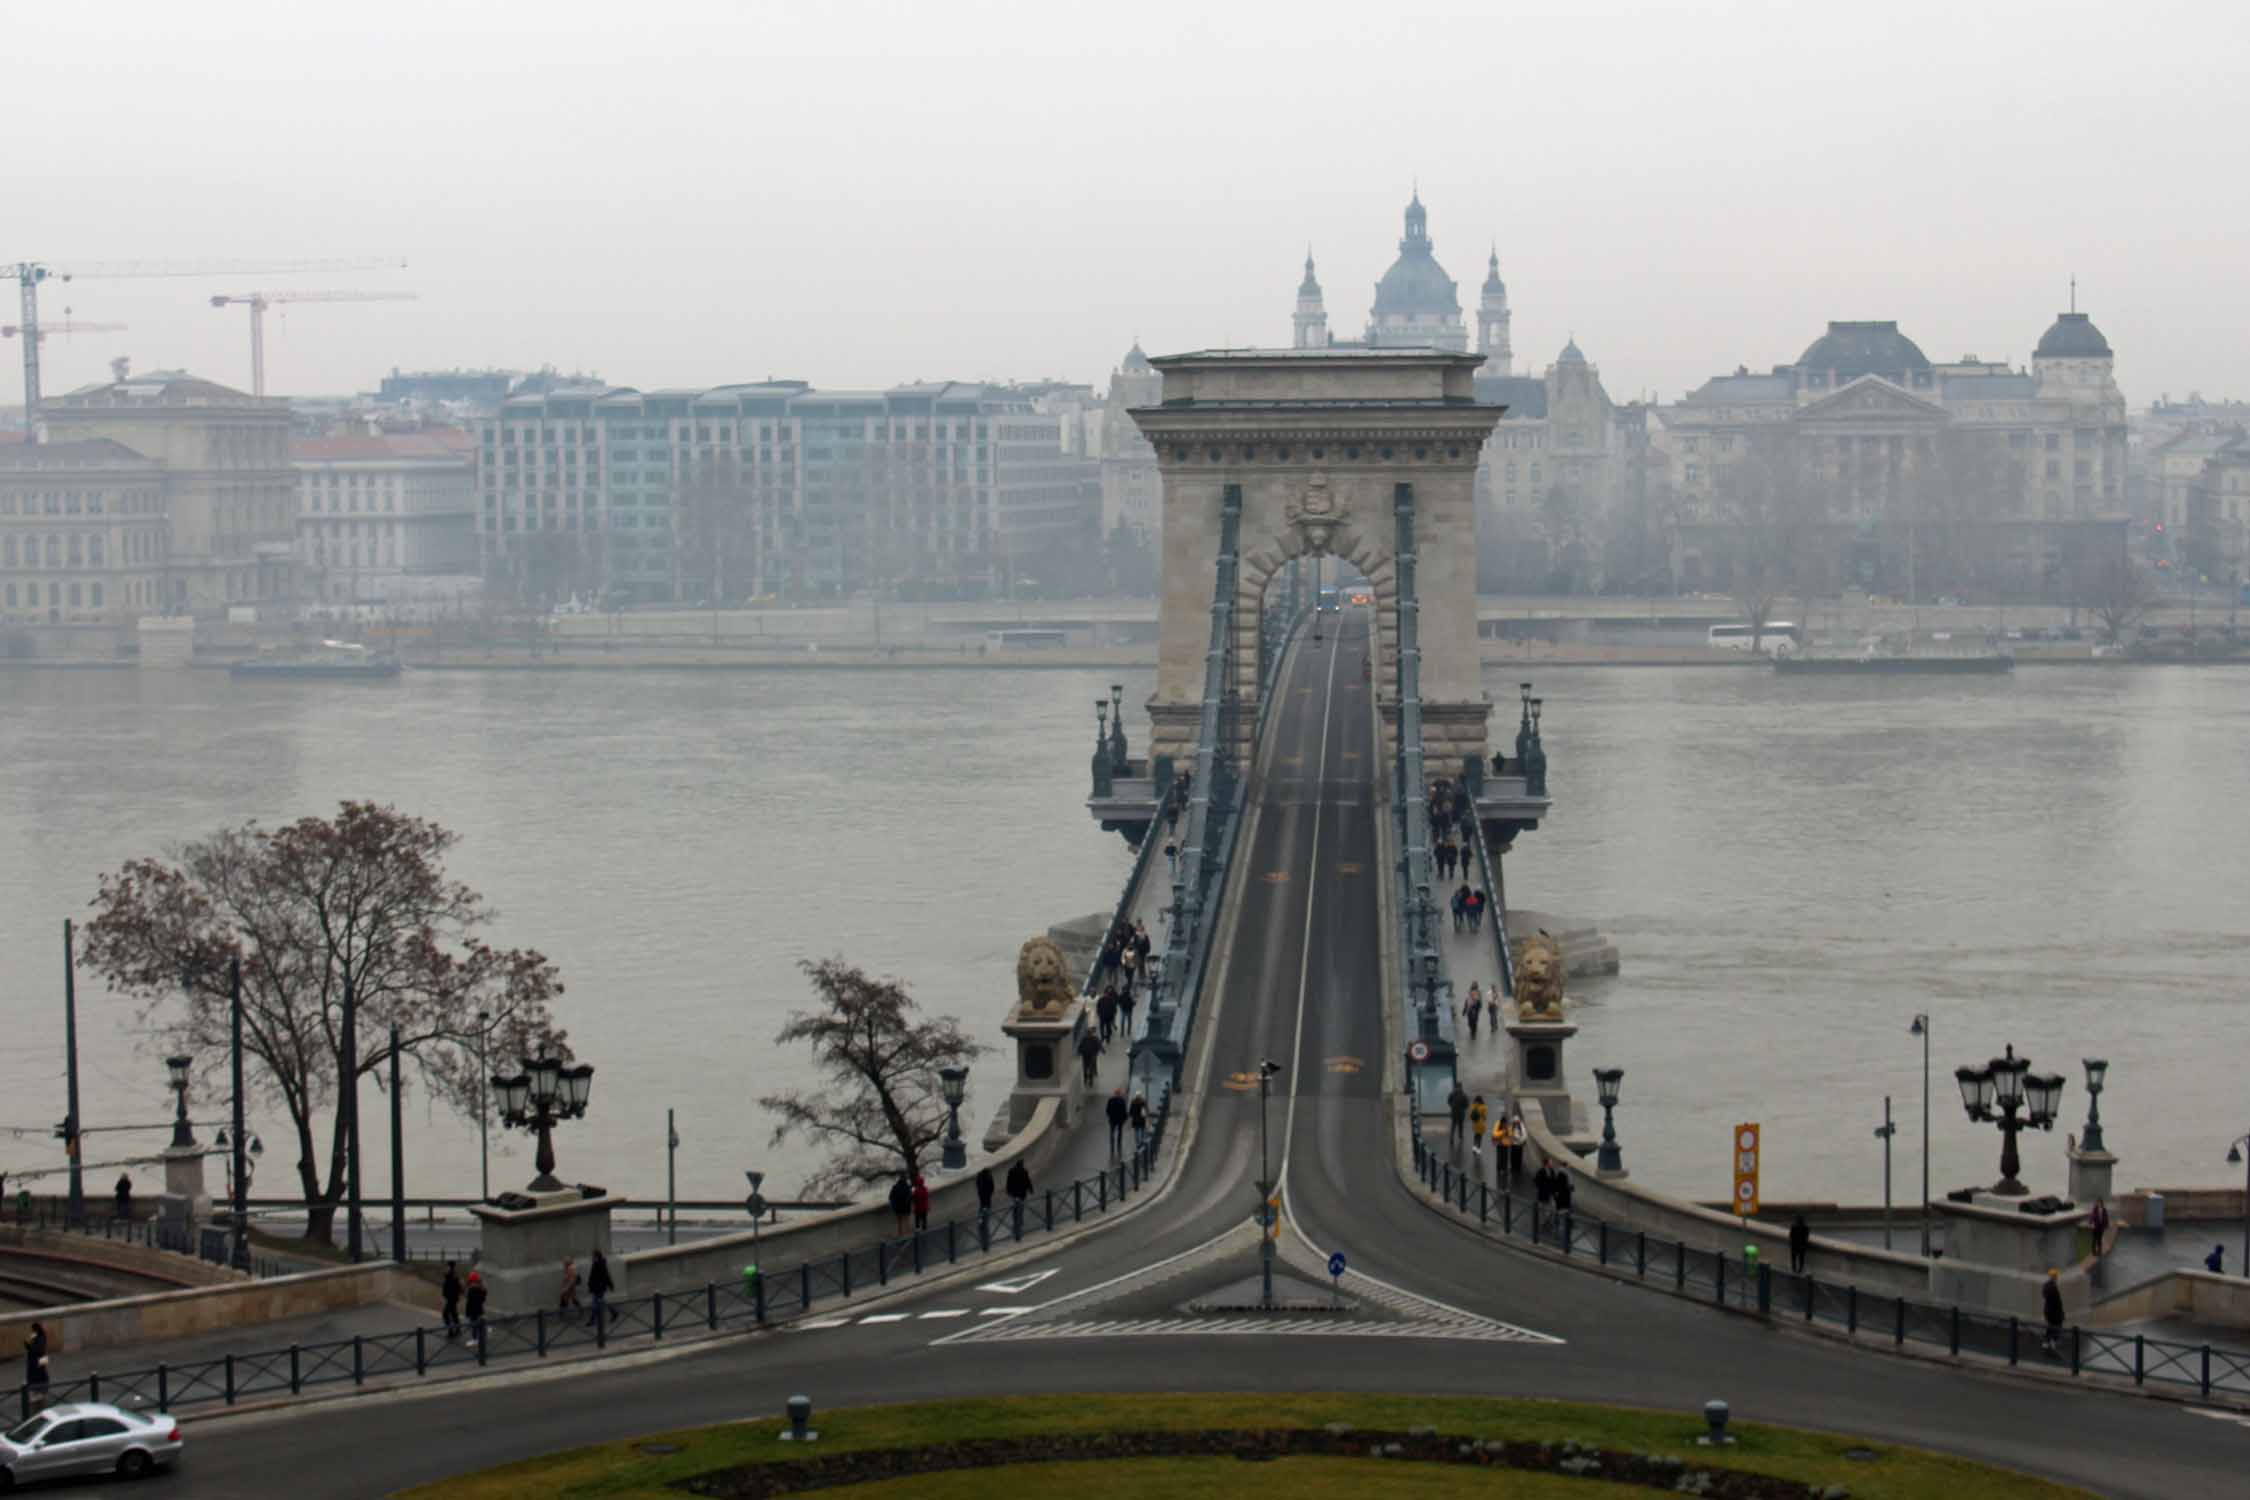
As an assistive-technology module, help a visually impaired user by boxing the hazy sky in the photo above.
[10,0,2246,407]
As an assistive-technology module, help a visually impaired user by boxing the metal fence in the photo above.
[1407,1132,2250,1401]
[2,1089,1174,1423]
[3,1206,302,1280]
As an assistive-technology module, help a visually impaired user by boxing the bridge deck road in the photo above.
[142,607,2250,1500]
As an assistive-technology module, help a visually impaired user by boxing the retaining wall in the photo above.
[621,1097,1066,1295]
[2094,1267,2250,1332]
[0,1261,433,1357]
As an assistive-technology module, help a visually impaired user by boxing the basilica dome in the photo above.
[1794,321,1932,383]
[1370,192,1460,321]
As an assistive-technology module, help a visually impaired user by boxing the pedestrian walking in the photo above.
[2088,1199,2110,1256]
[558,1254,582,1312]
[1077,1022,1103,1085]
[23,1321,49,1409]
[1553,1169,1574,1217]
[1448,1080,1470,1148]
[464,1272,488,1344]
[1464,983,1483,1039]
[1006,1159,1032,1234]
[889,1174,913,1236]
[1099,936,1122,987]
[1508,1112,1527,1182]
[1096,986,1118,1045]
[1468,888,1488,932]
[1436,841,1455,881]
[1106,1088,1128,1160]
[114,1173,134,1222]
[1788,1214,1811,1274]
[910,1174,931,1233]
[1451,884,1469,932]
[441,1262,463,1340]
[975,1166,996,1221]
[1491,1114,1509,1172]
[1134,921,1153,963]
[1117,986,1136,1041]
[1119,945,1138,999]
[1129,1092,1149,1154]
[1468,1095,1489,1158]
[2041,1268,2066,1355]
[2207,1244,2227,1275]
[1534,1163,1555,1207]
[587,1249,612,1330]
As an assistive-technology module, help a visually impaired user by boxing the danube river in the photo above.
[0,662,2241,1210]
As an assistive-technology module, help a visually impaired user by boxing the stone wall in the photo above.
[0,1260,432,1358]
[2092,1266,2250,1332]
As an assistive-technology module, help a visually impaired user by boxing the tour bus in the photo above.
[1706,621,1802,654]
[985,627,1067,650]
[1317,585,1341,612]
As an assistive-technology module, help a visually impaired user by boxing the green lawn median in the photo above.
[394,1392,2091,1500]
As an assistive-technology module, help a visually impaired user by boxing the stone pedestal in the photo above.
[468,1188,624,1314]
[159,1145,210,1226]
[1000,1001,1090,1136]
[1929,1193,2089,1316]
[1504,1014,1578,1138]
[136,616,195,668]
[2067,1145,2117,1208]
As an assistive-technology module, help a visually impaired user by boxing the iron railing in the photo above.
[5,1090,1174,1422]
[1407,1131,2250,1402]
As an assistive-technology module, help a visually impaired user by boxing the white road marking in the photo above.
[858,1313,909,1324]
[2185,1406,2250,1429]
[978,1306,1033,1317]
[797,1317,853,1330]
[976,1269,1060,1295]
[917,1309,971,1319]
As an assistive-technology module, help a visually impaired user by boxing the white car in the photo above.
[0,1402,183,1486]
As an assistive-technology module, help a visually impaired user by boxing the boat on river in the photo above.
[229,641,402,680]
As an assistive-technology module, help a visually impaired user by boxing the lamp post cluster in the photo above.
[1952,1043,2065,1198]
[1512,683,1549,795]
[490,1052,596,1194]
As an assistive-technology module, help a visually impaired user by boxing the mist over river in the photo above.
[1,662,2241,1210]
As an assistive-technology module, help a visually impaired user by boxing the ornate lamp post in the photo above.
[1090,698,1114,799]
[1593,1067,1625,1175]
[2079,1058,2109,1154]
[492,1051,595,1194]
[939,1066,969,1171]
[165,1054,196,1149]
[1909,1014,1931,1255]
[2224,1136,2248,1278]
[1515,682,1533,769]
[1108,683,1129,771]
[1953,1044,2064,1197]
[1525,698,1548,797]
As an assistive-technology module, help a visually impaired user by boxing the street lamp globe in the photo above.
[2083,1058,2108,1095]
[1593,1067,1624,1110]
[166,1055,192,1093]
[1955,1064,1993,1116]
[1989,1050,2028,1108]
[561,1062,595,1116]
[2025,1072,2066,1126]
[493,1071,530,1121]
[526,1053,563,1108]
[939,1066,967,1108]
[2230,1144,2243,1168]
[1909,1015,1926,1039]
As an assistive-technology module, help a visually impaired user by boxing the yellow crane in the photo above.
[209,289,420,397]
[2,257,404,433]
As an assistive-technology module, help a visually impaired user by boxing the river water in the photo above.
[0,662,2241,1212]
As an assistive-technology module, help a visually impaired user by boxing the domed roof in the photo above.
[1120,342,1152,373]
[1371,192,1459,320]
[2035,311,2111,360]
[1558,337,1586,365]
[1796,321,1931,380]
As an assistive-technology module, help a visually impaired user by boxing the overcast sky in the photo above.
[9,0,2246,407]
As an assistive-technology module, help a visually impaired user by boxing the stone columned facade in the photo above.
[1132,348,1501,770]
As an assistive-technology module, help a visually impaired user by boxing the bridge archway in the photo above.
[1132,348,1504,776]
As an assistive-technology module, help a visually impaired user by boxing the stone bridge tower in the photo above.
[1132,347,1502,771]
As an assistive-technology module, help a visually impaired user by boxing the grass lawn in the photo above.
[394,1392,2093,1500]
[816,1457,1654,1497]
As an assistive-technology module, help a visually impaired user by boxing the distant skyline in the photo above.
[9,0,2246,407]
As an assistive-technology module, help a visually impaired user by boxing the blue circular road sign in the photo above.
[1327,1251,1347,1278]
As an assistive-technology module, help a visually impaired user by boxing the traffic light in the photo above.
[54,1115,78,1158]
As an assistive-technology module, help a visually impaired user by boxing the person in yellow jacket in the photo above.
[1468,1096,1489,1163]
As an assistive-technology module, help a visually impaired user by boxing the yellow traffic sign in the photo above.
[1325,1056,1364,1074]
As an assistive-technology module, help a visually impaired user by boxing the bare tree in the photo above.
[1714,430,1827,650]
[760,957,985,1195]
[2079,554,2158,642]
[78,803,565,1244]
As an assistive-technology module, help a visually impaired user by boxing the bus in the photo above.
[1707,621,1801,654]
[1317,586,1340,612]
[986,628,1067,650]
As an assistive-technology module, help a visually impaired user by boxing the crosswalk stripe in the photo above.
[918,1309,970,1319]
[858,1313,909,1324]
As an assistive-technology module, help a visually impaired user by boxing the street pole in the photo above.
[1913,1013,1931,1258]
[666,1107,679,1247]
[230,958,247,1271]
[1875,1094,1896,1253]
[61,919,84,1226]
[1258,1065,1273,1307]
[475,1011,490,1203]
[389,1024,405,1265]
[342,969,361,1263]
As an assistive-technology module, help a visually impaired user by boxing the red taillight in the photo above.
[166,1426,180,1442]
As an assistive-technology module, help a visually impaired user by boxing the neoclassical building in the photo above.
[1287,194,1629,584]
[1659,313,2131,598]
[1098,342,1162,544]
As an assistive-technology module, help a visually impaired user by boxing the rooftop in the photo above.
[292,431,475,463]
[0,436,159,469]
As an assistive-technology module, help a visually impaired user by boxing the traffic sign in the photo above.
[1327,1250,1347,1278]
[1733,1122,1761,1218]
[1407,1040,1432,1064]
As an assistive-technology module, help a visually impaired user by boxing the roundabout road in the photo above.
[144,617,2245,1499]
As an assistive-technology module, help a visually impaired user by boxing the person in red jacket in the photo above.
[910,1174,931,1232]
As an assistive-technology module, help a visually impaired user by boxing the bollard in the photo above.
[1098,1174,1107,1213]
[1045,1188,1054,1231]
[476,1322,488,1366]
[2070,1325,2078,1376]
[2134,1333,2144,1385]
[89,1373,100,1405]
[1503,1192,1513,1236]
[1074,1181,1084,1221]
[912,1231,923,1275]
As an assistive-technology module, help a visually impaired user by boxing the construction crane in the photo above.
[209,290,419,397]
[3,257,404,434]
[3,319,128,341]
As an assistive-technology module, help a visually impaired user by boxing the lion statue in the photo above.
[1016,935,1076,1017]
[1512,931,1566,1019]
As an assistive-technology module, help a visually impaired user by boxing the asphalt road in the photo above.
[111,616,2248,1499]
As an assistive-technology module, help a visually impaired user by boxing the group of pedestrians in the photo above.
[1104,1087,1151,1161]
[434,1250,608,1344]
[440,1262,488,1342]
[1450,883,1492,934]
[888,1173,933,1236]
[973,1161,1037,1227]
[1445,1083,1529,1185]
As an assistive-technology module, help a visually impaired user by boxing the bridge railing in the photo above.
[1390,484,1457,1107]
[1460,803,1513,999]
[2,1091,1175,1423]
[1406,1133,2250,1403]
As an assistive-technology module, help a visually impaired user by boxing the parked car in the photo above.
[0,1403,183,1486]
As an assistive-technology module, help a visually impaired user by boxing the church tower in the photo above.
[1293,249,1329,349]
[1477,247,1513,376]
